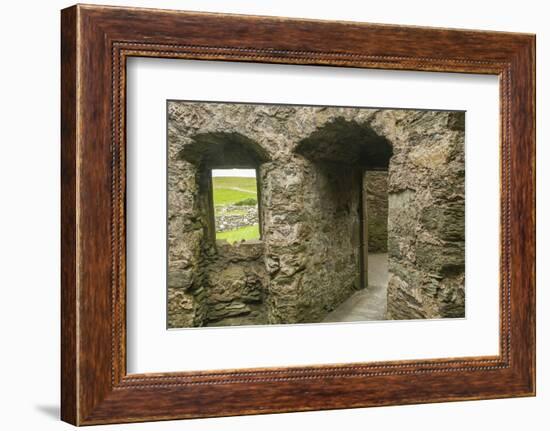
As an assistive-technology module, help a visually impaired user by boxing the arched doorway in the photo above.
[295,118,392,320]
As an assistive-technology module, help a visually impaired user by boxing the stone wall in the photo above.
[385,112,466,319]
[297,162,363,322]
[215,204,258,232]
[260,159,309,324]
[167,102,466,327]
[204,241,267,326]
[166,160,208,328]
[364,171,388,253]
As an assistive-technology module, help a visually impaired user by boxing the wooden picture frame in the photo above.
[61,4,535,425]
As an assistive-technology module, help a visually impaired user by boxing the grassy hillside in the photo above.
[216,224,260,243]
[212,176,257,191]
[212,176,258,206]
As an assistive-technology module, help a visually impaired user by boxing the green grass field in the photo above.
[216,224,260,244]
[212,176,258,206]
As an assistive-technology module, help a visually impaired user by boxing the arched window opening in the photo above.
[178,131,268,246]
[211,168,261,243]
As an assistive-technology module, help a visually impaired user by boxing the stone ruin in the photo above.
[167,102,465,328]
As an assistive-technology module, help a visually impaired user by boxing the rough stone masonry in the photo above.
[167,102,465,328]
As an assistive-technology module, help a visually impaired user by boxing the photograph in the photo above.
[167,101,466,328]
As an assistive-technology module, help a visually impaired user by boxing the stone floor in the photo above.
[322,253,389,323]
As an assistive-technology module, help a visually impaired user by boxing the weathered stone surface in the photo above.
[364,171,388,253]
[204,241,267,326]
[420,200,465,242]
[167,102,465,326]
[384,110,466,319]
[296,161,363,323]
[167,287,207,329]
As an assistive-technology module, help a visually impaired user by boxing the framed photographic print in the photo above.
[61,4,535,425]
